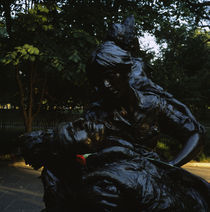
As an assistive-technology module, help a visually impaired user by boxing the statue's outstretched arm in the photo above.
[168,133,203,166]
[159,97,205,167]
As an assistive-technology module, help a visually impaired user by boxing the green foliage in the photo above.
[0,0,209,134]
[2,44,40,65]
[17,4,53,32]
[1,1,209,105]
[155,135,183,161]
[153,28,210,119]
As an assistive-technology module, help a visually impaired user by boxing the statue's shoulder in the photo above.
[97,41,129,55]
[91,41,132,68]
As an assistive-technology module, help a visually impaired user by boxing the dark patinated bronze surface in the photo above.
[21,16,210,211]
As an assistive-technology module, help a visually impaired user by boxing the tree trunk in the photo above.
[25,117,33,132]
[16,65,46,133]
[16,67,34,132]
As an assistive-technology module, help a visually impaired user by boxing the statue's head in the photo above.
[107,15,136,50]
[87,41,133,102]
[87,15,139,105]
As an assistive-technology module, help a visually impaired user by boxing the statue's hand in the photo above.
[57,119,105,154]
[84,102,108,122]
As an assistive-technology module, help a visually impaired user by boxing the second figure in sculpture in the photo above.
[21,16,210,212]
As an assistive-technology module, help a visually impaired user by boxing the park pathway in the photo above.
[0,160,44,212]
[0,160,209,212]
[183,162,210,183]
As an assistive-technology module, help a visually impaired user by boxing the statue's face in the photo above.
[108,23,125,44]
[101,70,129,99]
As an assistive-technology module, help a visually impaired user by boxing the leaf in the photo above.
[23,44,30,49]
[29,8,37,15]
[11,52,17,59]
[41,16,47,22]
[28,47,34,54]
[13,59,19,66]
[48,25,53,30]
[37,5,49,13]
[57,65,63,71]
[23,55,29,60]
[15,46,22,51]
[33,48,40,55]
[3,59,11,65]
[42,25,48,31]
[68,51,81,63]
[1,59,6,64]
[20,49,27,56]
[30,56,36,62]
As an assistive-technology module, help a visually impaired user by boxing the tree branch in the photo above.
[186,0,210,8]
[1,0,12,38]
[200,15,210,20]
[199,25,210,28]
[204,38,210,44]
[195,1,210,7]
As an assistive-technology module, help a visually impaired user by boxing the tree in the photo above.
[153,28,210,119]
[0,2,98,131]
[0,0,209,132]
[151,27,210,160]
[0,4,62,132]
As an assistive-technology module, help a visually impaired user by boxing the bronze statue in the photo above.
[21,16,210,211]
